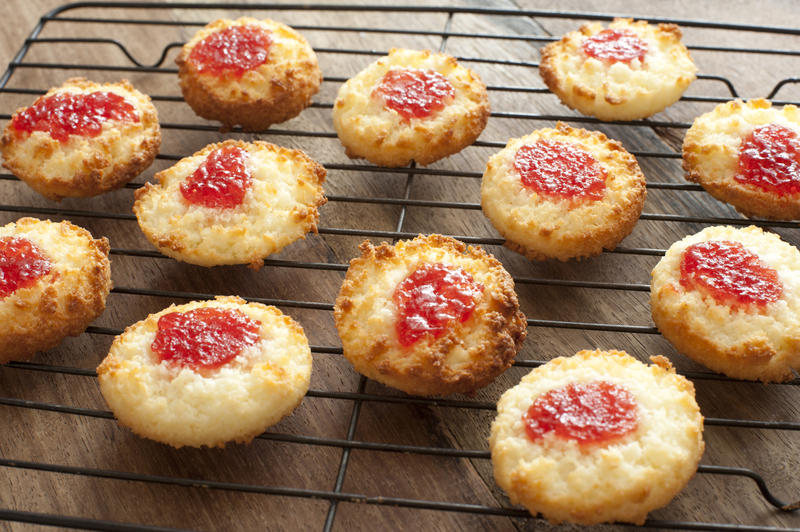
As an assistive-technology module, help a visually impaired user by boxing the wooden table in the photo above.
[0,1,798,530]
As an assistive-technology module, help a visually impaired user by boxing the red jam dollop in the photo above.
[180,145,252,209]
[0,236,51,299]
[11,91,139,143]
[393,262,483,347]
[188,24,271,77]
[151,307,261,370]
[523,381,638,445]
[373,68,455,121]
[679,240,782,309]
[514,140,606,203]
[582,28,648,64]
[735,124,800,196]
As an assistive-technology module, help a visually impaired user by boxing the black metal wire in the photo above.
[2,396,798,512]
[5,394,800,436]
[0,510,190,532]
[1,3,799,531]
[6,356,800,388]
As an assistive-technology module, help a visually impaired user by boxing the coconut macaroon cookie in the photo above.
[540,18,696,121]
[651,225,800,382]
[332,48,490,167]
[683,99,800,220]
[490,349,704,525]
[134,139,326,268]
[334,234,526,396]
[0,217,111,363]
[177,17,321,131]
[97,297,312,448]
[1,78,160,200]
[481,122,646,261]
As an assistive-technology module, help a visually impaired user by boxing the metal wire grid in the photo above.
[0,2,798,531]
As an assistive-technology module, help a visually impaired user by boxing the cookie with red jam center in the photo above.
[332,48,489,167]
[176,17,321,131]
[683,98,800,220]
[490,349,704,525]
[97,297,312,448]
[539,18,696,121]
[1,78,160,200]
[0,217,111,363]
[333,234,526,396]
[134,139,326,268]
[481,122,646,261]
[651,225,800,381]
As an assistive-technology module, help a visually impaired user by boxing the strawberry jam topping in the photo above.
[393,262,483,347]
[514,140,606,203]
[582,28,648,64]
[680,240,782,309]
[373,68,455,121]
[11,91,139,143]
[0,237,51,299]
[735,124,800,196]
[523,381,638,445]
[151,307,261,370]
[180,145,252,209]
[188,24,271,77]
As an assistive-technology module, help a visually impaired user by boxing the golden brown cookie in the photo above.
[333,234,526,396]
[134,139,326,268]
[332,48,490,167]
[1,78,160,200]
[683,99,800,220]
[540,18,696,121]
[651,225,800,382]
[97,296,312,448]
[490,349,704,525]
[0,217,111,363]
[176,17,321,131]
[481,122,646,261]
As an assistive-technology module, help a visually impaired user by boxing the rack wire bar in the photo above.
[1,2,799,531]
[1,454,797,528]
[6,394,800,433]
[0,510,190,532]
[22,1,800,37]
[20,34,800,60]
[1,199,799,234]
[7,357,799,387]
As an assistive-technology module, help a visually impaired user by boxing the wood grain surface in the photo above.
[0,1,799,531]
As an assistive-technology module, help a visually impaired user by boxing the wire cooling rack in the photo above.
[1,2,799,531]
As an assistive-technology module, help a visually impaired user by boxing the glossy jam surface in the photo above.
[11,91,139,143]
[180,146,252,209]
[0,237,51,299]
[373,68,455,121]
[735,124,800,196]
[393,262,483,347]
[582,28,648,64]
[523,381,638,445]
[152,307,261,370]
[514,140,606,203]
[188,24,271,77]
[680,240,782,309]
